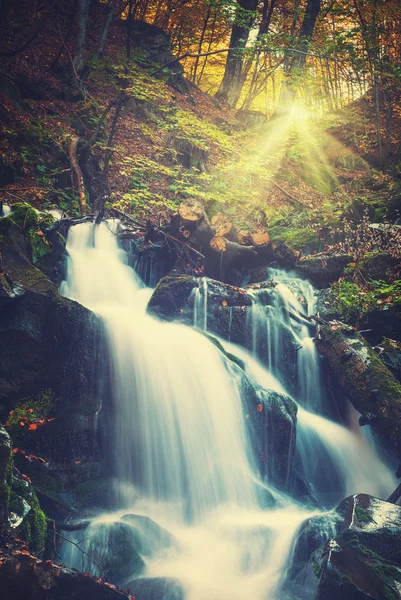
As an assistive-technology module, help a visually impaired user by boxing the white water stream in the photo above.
[60,221,396,599]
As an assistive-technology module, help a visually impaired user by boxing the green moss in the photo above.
[312,559,321,577]
[0,428,13,516]
[8,203,38,231]
[74,478,117,510]
[10,478,47,555]
[355,505,371,524]
[5,388,58,444]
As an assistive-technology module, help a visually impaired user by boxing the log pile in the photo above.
[111,199,274,282]
[170,200,273,278]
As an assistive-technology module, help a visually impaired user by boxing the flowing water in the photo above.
[60,221,396,599]
[1,204,11,217]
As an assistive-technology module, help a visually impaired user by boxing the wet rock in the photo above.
[0,551,130,600]
[376,339,401,382]
[147,275,252,324]
[230,362,297,492]
[317,323,401,462]
[9,475,47,555]
[120,514,176,556]
[315,495,401,600]
[83,521,145,585]
[316,288,344,322]
[296,254,352,288]
[121,237,176,288]
[273,243,298,268]
[248,266,269,285]
[0,425,12,525]
[0,217,107,473]
[126,577,184,600]
[357,251,399,283]
[288,494,401,600]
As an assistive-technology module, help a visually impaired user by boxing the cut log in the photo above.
[237,230,251,245]
[182,229,191,239]
[210,212,233,237]
[210,236,227,253]
[317,323,401,462]
[178,199,205,223]
[251,231,271,246]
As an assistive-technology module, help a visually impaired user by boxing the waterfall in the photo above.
[1,204,11,217]
[60,222,395,599]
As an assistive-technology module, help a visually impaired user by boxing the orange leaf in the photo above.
[20,421,25,427]
[13,448,19,454]
[222,300,228,307]
[28,424,37,431]
[256,403,263,412]
[36,230,44,236]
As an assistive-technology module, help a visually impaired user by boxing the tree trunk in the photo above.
[73,0,90,75]
[274,0,321,117]
[214,0,258,108]
[95,0,117,59]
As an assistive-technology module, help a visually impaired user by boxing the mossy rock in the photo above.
[0,425,12,524]
[318,324,401,461]
[9,477,47,555]
[296,253,353,289]
[8,203,39,231]
[73,478,119,511]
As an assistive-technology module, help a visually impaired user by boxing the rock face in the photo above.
[288,494,401,600]
[230,362,297,492]
[317,323,401,462]
[314,495,401,600]
[147,275,253,346]
[0,217,107,474]
[296,254,352,288]
[0,551,130,600]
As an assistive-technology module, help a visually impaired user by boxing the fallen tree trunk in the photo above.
[317,323,401,462]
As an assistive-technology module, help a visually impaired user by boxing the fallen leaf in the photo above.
[28,424,37,431]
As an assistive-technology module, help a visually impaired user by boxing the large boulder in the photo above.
[313,495,401,600]
[296,254,352,288]
[317,323,401,462]
[147,275,253,346]
[287,494,401,599]
[0,217,107,479]
[229,361,297,493]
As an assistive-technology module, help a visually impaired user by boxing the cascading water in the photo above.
[241,269,396,505]
[1,204,11,217]
[60,221,396,599]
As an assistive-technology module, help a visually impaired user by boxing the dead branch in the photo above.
[69,137,87,217]
[273,182,304,206]
[53,530,104,574]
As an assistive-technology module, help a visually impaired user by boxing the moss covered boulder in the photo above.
[296,253,352,289]
[230,361,298,493]
[9,476,47,555]
[0,215,107,476]
[0,425,12,525]
[317,323,401,462]
[313,495,401,600]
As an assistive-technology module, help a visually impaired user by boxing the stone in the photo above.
[296,254,353,288]
[288,494,401,600]
[126,577,184,600]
